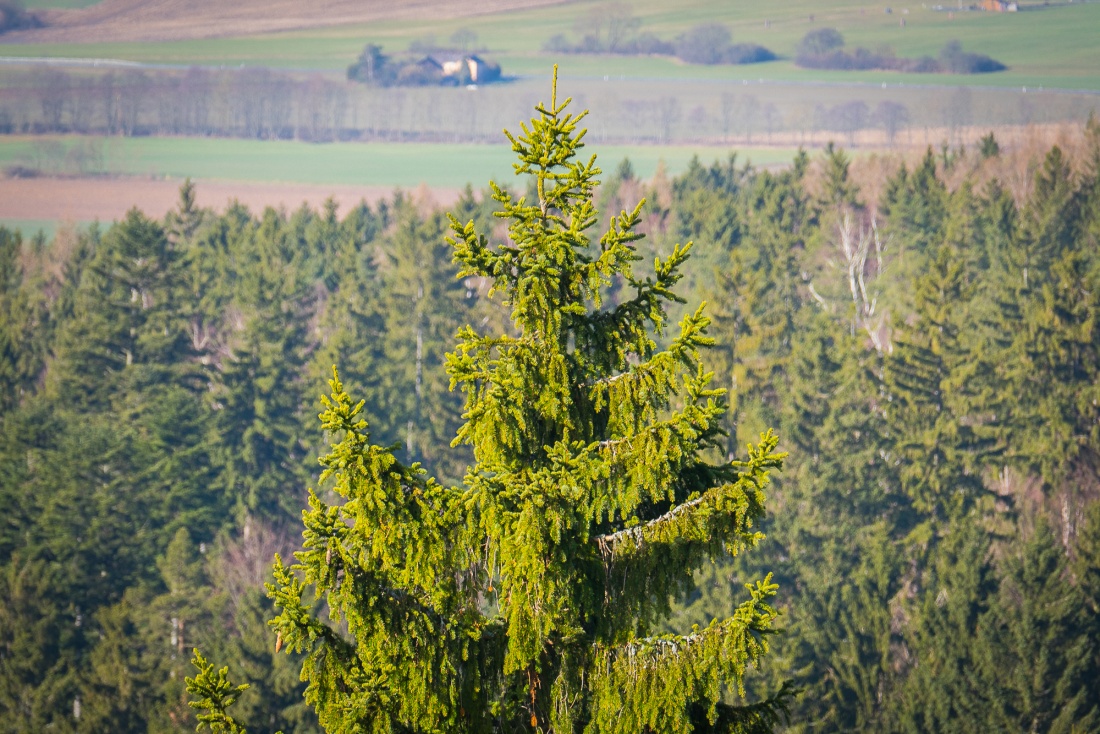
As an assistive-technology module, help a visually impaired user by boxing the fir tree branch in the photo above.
[586,577,782,733]
[594,431,783,563]
[186,650,254,734]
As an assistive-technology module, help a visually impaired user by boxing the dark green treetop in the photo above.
[191,72,790,733]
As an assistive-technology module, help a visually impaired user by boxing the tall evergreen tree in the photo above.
[885,522,997,734]
[374,198,473,481]
[884,244,998,524]
[191,73,793,734]
[974,520,1099,732]
[0,228,48,415]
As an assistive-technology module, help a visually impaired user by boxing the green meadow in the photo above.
[0,135,798,187]
[21,0,100,8]
[0,219,77,240]
[2,0,1098,90]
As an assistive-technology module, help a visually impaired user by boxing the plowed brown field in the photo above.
[0,176,459,223]
[12,0,572,44]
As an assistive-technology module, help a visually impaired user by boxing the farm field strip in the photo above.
[0,135,799,229]
[1,0,1097,89]
[0,135,799,187]
[0,177,431,232]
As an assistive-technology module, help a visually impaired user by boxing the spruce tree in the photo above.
[191,73,791,733]
[975,520,1099,732]
[885,522,997,733]
[0,227,47,415]
[375,198,473,482]
[884,244,998,523]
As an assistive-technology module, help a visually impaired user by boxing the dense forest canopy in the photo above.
[2,115,1100,730]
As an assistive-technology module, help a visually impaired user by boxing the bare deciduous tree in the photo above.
[835,209,889,351]
[875,100,910,146]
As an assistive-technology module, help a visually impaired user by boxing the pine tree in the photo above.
[191,72,792,734]
[48,209,199,410]
[374,198,473,482]
[0,227,48,415]
[884,244,999,524]
[975,520,1099,732]
[879,148,948,314]
[214,299,311,524]
[885,522,997,733]
[706,161,807,456]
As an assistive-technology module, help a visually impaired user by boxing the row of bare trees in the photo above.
[0,66,1089,147]
[0,67,352,141]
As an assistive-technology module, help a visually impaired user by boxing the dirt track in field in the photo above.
[0,175,461,224]
[9,0,574,44]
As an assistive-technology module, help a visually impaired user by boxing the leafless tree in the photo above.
[875,100,909,146]
[574,2,639,52]
[944,86,972,146]
[763,102,781,142]
[450,27,478,53]
[603,2,641,52]
[35,68,67,131]
[835,209,889,351]
[212,517,298,607]
[179,67,211,135]
[656,96,681,144]
[720,92,736,142]
[116,70,148,136]
[155,76,186,135]
[741,94,760,143]
[686,104,708,142]
[68,77,97,133]
[830,99,869,147]
[620,99,650,143]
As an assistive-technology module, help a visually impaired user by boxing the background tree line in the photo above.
[2,120,1100,731]
[1,65,1095,154]
[795,29,1006,74]
[543,4,776,66]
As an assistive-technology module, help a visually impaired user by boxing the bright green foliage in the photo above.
[186,651,253,734]
[247,73,791,733]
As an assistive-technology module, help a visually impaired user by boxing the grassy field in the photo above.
[2,0,1098,89]
[0,135,799,188]
[0,134,798,232]
[2,0,1095,232]
[21,0,100,8]
[0,219,77,240]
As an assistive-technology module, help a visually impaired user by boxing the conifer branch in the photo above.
[186,651,254,734]
[594,432,783,566]
[587,576,782,732]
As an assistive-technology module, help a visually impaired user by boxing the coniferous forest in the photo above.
[3,106,1100,731]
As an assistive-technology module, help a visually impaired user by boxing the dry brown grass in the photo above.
[830,121,1097,211]
[0,174,462,223]
[13,0,573,44]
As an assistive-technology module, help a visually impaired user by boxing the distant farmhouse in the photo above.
[348,45,502,87]
[422,54,501,85]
